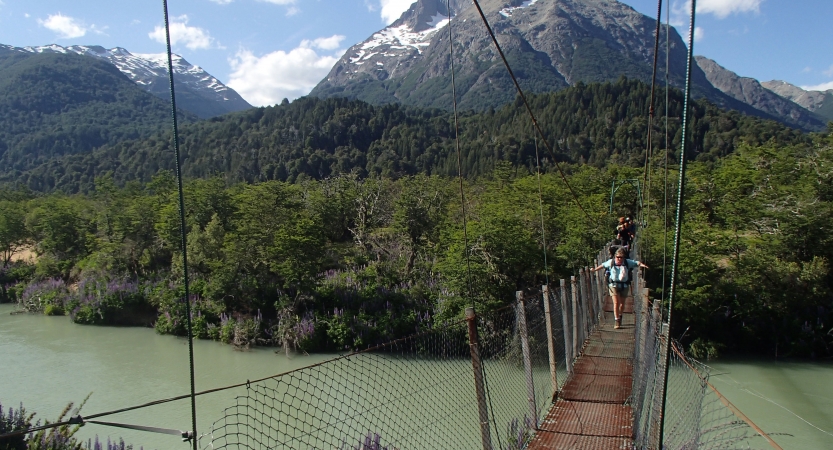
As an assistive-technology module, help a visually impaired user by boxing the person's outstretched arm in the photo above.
[591,260,610,272]
[628,259,648,269]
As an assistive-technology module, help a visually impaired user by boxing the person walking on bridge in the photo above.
[591,248,648,329]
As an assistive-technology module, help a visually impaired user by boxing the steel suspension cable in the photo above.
[161,0,198,447]
[661,0,671,307]
[640,0,665,247]
[658,0,696,446]
[445,0,475,312]
[533,132,550,285]
[445,3,504,448]
[0,10,198,441]
[470,0,594,224]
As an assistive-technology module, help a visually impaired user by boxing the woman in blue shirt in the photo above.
[591,247,648,329]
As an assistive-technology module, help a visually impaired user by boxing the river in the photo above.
[0,304,336,449]
[2,304,832,449]
[707,358,833,449]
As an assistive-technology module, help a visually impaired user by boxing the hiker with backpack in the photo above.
[616,216,633,250]
[591,247,648,329]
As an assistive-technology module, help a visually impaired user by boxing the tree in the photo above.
[25,196,92,279]
[0,200,29,269]
[393,175,448,274]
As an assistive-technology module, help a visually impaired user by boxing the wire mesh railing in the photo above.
[195,262,610,450]
[1,241,785,449]
[630,241,781,450]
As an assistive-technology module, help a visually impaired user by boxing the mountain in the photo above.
[311,0,821,131]
[0,50,198,174]
[695,56,827,131]
[312,0,691,110]
[2,44,251,119]
[762,80,833,122]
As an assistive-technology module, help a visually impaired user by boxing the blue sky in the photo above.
[0,0,831,107]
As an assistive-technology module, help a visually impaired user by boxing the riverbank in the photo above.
[708,358,833,449]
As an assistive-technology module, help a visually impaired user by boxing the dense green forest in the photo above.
[2,123,833,358]
[1,78,807,193]
[1,78,830,359]
[641,127,833,358]
[0,51,197,175]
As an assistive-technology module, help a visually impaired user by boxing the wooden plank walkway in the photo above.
[527,294,635,449]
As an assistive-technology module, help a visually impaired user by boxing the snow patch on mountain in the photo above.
[351,13,449,64]
[500,0,540,17]
[22,45,234,99]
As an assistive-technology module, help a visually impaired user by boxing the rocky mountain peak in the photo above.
[393,0,469,33]
[762,80,833,120]
[311,0,699,111]
[311,0,824,130]
[695,56,827,128]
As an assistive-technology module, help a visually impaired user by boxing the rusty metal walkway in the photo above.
[527,293,635,449]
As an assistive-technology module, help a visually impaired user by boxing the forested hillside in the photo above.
[642,128,833,358]
[0,51,197,176]
[2,78,808,193]
[1,128,832,358]
[1,72,830,359]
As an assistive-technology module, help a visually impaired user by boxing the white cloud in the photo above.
[38,13,89,39]
[693,26,704,42]
[301,35,345,51]
[149,15,214,50]
[696,0,762,19]
[671,0,761,32]
[802,66,813,73]
[209,0,234,4]
[824,64,833,78]
[227,43,344,106]
[802,81,833,92]
[251,0,300,16]
[379,0,415,24]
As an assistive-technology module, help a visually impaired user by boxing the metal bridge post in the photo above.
[559,279,573,375]
[578,267,593,330]
[597,252,605,322]
[638,289,651,367]
[570,276,580,359]
[542,285,560,397]
[516,292,538,430]
[649,299,664,449]
[577,268,584,323]
[584,267,597,330]
[465,307,493,450]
